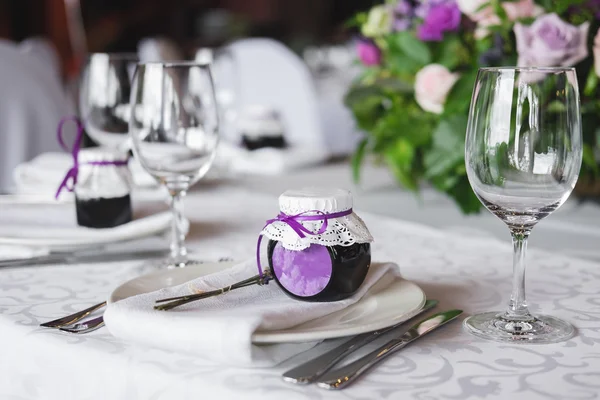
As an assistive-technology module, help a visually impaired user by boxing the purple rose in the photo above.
[357,39,382,66]
[415,0,449,18]
[393,0,416,31]
[418,3,462,41]
[514,13,590,67]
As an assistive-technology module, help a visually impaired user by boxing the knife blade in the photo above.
[0,249,169,268]
[316,309,463,390]
[282,299,439,384]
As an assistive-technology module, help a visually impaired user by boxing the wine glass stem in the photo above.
[506,230,532,320]
[169,190,188,267]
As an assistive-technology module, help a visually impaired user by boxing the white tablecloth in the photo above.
[1,170,600,400]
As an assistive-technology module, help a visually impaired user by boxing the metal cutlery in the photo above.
[282,299,439,385]
[316,309,463,390]
[0,248,169,268]
[58,316,105,334]
[40,301,106,328]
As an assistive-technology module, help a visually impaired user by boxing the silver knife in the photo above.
[316,309,463,390]
[282,299,439,384]
[0,249,169,268]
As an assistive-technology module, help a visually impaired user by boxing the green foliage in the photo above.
[537,0,587,14]
[434,35,469,70]
[424,116,468,179]
[583,144,599,176]
[352,138,368,182]
[386,32,432,75]
[385,139,418,191]
[393,32,432,66]
[443,71,478,116]
[347,0,600,214]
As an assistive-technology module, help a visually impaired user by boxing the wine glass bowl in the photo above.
[79,53,139,149]
[196,47,239,142]
[464,67,582,343]
[129,62,219,266]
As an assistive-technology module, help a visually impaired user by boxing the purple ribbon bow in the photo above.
[256,208,353,278]
[55,116,128,199]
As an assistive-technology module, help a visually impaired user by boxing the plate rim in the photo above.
[108,261,426,344]
[0,215,171,250]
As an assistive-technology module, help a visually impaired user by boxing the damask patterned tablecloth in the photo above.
[0,187,599,400]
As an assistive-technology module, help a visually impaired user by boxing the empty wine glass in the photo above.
[464,67,582,343]
[195,47,239,142]
[79,53,138,149]
[129,62,219,267]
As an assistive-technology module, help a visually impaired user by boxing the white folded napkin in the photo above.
[0,200,175,250]
[0,244,48,261]
[13,152,160,199]
[104,259,400,367]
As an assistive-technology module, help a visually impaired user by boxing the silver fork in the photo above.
[40,301,106,328]
[58,316,105,334]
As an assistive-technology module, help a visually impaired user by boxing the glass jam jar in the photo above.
[262,188,373,302]
[238,105,287,151]
[74,148,133,228]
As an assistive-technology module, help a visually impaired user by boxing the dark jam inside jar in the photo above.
[267,240,371,302]
[75,194,133,229]
[242,135,287,151]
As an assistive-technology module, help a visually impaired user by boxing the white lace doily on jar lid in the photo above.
[261,187,373,251]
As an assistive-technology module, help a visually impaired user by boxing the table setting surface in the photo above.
[1,184,599,400]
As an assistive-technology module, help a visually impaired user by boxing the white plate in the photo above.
[0,211,174,251]
[0,245,49,261]
[109,262,426,344]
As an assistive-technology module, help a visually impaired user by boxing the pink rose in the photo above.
[503,0,544,21]
[475,14,501,39]
[414,64,460,114]
[356,39,381,66]
[514,14,590,67]
[462,0,544,39]
[595,28,600,77]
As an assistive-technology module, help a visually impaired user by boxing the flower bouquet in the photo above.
[347,0,600,213]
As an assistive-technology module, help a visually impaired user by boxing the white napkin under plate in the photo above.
[0,199,176,250]
[104,259,400,367]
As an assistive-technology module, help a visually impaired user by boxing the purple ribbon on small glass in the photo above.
[256,208,353,278]
[55,116,128,199]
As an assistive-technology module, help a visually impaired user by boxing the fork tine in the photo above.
[58,316,105,334]
[40,301,106,328]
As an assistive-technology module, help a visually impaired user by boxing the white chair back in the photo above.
[224,38,325,148]
[0,40,73,192]
[19,37,61,79]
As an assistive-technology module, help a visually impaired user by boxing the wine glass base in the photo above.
[464,311,575,344]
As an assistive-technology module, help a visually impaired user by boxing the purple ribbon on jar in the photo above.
[55,116,129,199]
[256,208,353,278]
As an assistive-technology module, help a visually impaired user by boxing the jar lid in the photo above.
[238,105,284,137]
[279,187,352,215]
[79,148,129,164]
[262,187,373,251]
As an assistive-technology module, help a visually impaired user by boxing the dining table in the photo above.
[1,160,599,400]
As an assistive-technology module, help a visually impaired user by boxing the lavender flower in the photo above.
[415,0,450,19]
[357,39,382,66]
[514,13,590,68]
[418,2,462,42]
[393,0,417,31]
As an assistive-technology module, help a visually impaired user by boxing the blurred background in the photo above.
[0,0,384,193]
[0,0,378,80]
[2,0,600,261]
